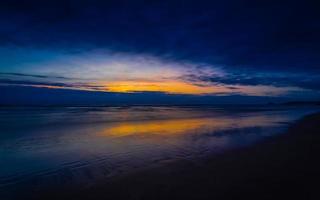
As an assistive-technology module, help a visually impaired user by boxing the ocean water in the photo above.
[0,105,318,194]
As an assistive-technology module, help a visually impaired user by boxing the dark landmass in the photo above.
[267,100,320,106]
[10,112,320,200]
[281,101,320,106]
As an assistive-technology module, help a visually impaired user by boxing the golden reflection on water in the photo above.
[98,115,278,137]
[100,118,221,137]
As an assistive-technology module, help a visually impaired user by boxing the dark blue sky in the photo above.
[0,0,319,104]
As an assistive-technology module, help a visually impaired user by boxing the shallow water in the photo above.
[0,105,318,193]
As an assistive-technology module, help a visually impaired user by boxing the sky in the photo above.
[0,0,320,105]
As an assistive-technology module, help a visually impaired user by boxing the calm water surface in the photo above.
[0,105,318,192]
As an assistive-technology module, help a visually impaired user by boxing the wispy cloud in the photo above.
[0,79,107,91]
[181,71,320,91]
[0,72,71,79]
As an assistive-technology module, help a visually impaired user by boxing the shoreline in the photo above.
[8,112,320,200]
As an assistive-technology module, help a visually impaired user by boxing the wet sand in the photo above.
[29,112,320,200]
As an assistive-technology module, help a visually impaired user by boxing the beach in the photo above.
[54,112,320,200]
[2,108,318,200]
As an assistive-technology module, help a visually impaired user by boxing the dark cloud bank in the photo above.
[1,0,319,71]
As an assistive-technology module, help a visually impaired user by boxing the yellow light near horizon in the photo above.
[104,81,223,95]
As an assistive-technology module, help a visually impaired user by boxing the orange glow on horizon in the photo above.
[5,79,292,96]
[104,81,227,94]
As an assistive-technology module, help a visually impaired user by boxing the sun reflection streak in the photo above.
[98,114,278,138]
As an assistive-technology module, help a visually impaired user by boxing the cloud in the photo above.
[0,0,319,72]
[0,79,106,91]
[181,71,320,91]
[0,72,70,79]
